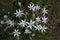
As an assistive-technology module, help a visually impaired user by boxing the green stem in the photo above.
[32,11,35,20]
[17,26,20,40]
[17,36,19,40]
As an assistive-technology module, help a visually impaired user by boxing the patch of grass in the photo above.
[0,0,60,40]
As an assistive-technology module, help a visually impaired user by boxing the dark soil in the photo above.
[48,0,60,40]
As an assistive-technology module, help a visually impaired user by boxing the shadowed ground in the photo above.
[48,0,60,40]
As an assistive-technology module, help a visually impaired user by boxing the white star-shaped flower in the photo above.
[35,5,40,11]
[42,7,48,16]
[34,25,42,31]
[6,20,14,26]
[24,29,31,34]
[36,16,41,22]
[28,2,34,10]
[13,29,21,37]
[42,17,48,23]
[27,20,35,29]
[40,25,47,32]
[18,19,28,27]
[0,21,5,24]
[4,15,8,19]
[32,7,36,11]
[14,9,24,18]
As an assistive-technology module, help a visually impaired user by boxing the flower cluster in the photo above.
[28,2,40,11]
[0,2,48,37]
